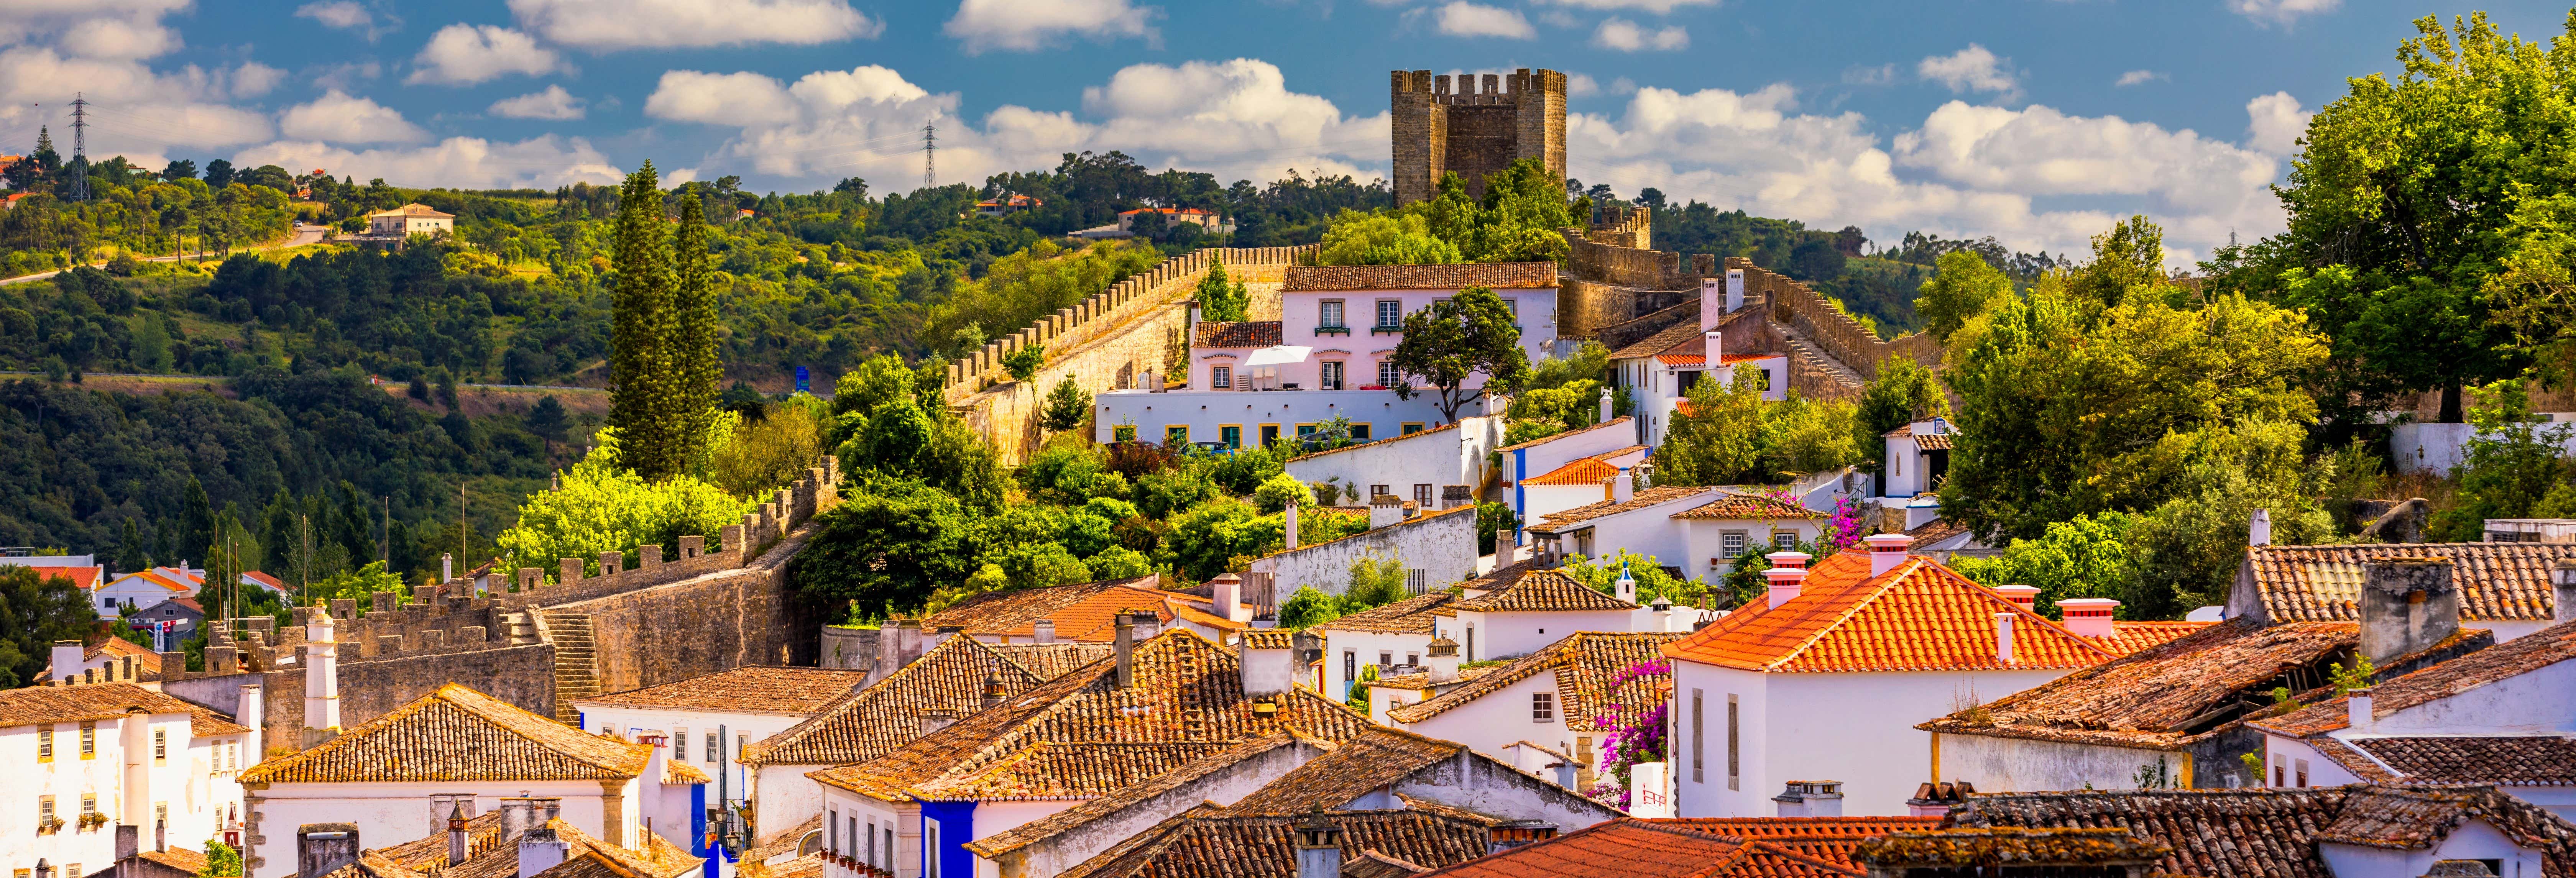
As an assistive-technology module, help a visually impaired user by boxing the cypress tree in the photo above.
[670,184,721,457]
[609,161,678,480]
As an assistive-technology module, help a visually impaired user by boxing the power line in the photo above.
[64,93,90,202]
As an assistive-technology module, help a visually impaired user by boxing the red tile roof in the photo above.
[241,684,652,783]
[1281,262,1558,293]
[1059,806,1496,878]
[1449,569,1640,613]
[1670,494,1823,521]
[2338,735,2576,786]
[2252,618,2576,739]
[1414,818,1865,878]
[1608,320,1708,361]
[921,575,1180,642]
[576,666,872,716]
[1649,817,1944,871]
[1194,321,1284,348]
[1528,486,1714,531]
[24,565,104,589]
[1918,619,2351,750]
[1662,551,2122,673]
[1950,785,2576,878]
[2242,542,2574,624]
[742,636,1103,767]
[1521,446,1650,487]
[1314,591,1457,635]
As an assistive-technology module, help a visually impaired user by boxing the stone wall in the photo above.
[1391,69,1566,204]
[552,522,815,705]
[1734,257,1941,380]
[162,603,557,754]
[1246,505,1480,601]
[948,246,1316,465]
[1554,208,1716,340]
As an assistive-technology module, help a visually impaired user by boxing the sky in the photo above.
[0,0,2566,264]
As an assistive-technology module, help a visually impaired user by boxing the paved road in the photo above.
[0,226,330,286]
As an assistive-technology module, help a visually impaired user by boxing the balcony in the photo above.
[1370,325,1405,335]
[1314,325,1351,336]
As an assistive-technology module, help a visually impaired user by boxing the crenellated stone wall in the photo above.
[1732,257,1942,380]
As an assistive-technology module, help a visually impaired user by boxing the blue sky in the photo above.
[2,0,2565,261]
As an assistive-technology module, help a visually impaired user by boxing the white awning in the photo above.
[1244,345,1313,368]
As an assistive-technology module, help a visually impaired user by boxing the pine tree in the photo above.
[609,162,679,480]
[179,478,214,568]
[670,184,722,458]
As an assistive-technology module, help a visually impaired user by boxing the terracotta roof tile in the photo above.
[1910,433,1952,451]
[1670,495,1824,521]
[742,636,1097,767]
[2315,784,2576,854]
[1281,263,1558,293]
[577,666,871,716]
[1365,666,1499,692]
[1450,569,1639,613]
[1852,827,2167,869]
[1194,321,1284,348]
[1059,807,1497,878]
[240,684,652,784]
[1288,423,1460,461]
[1523,457,1615,487]
[1948,786,2576,878]
[966,733,1307,857]
[2344,736,2576,786]
[1649,817,1944,871]
[1662,552,2121,673]
[1528,486,1715,531]
[310,850,429,878]
[0,682,221,730]
[427,819,701,878]
[921,576,1179,642]
[1902,519,1967,553]
[1389,632,1679,725]
[1413,818,1865,878]
[1221,728,1463,816]
[1608,320,1709,362]
[2253,618,2576,739]
[136,848,210,876]
[2244,543,2574,624]
[1238,629,1299,650]
[994,642,1119,679]
[1497,417,1635,453]
[1918,619,2356,749]
[1314,592,1457,635]
[2093,621,2207,656]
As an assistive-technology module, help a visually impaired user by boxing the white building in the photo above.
[918,574,1252,646]
[1280,415,1507,511]
[570,666,871,847]
[1495,417,1641,545]
[1660,536,2204,817]
[365,203,454,238]
[1428,568,1651,663]
[1510,442,1649,529]
[1613,330,1789,449]
[1,681,258,878]
[1387,631,1683,790]
[1879,419,1953,499]
[2252,615,2576,819]
[1314,591,1458,703]
[91,568,200,618]
[1095,261,1558,448]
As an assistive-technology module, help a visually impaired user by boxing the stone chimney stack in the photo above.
[1704,329,1722,363]
[49,641,81,683]
[1994,612,2016,664]
[1285,499,1300,550]
[516,824,569,878]
[1210,574,1248,624]
[2361,557,2459,664]
[1865,533,1912,578]
[2055,598,2120,638]
[2249,509,2272,547]
[1773,781,1843,817]
[441,553,453,583]
[303,604,342,747]
[447,802,470,867]
[1293,809,1344,878]
[1425,637,1460,684]
[1243,633,1295,696]
[1763,551,1810,610]
[1613,468,1634,504]
[2552,558,2575,624]
[1114,614,1137,688]
[1032,618,1056,644]
[297,824,360,878]
[1700,277,1725,331]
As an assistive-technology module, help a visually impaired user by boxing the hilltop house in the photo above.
[1659,536,2206,817]
[1092,263,1558,448]
[365,203,454,238]
[0,682,258,878]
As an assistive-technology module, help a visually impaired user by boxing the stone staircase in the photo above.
[544,611,601,724]
[1771,320,1868,390]
[504,610,543,646]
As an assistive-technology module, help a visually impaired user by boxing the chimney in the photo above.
[1865,533,1912,578]
[1210,574,1248,624]
[1598,386,1613,423]
[1905,781,1972,818]
[1370,493,1405,529]
[2055,598,2120,638]
[1773,781,1843,817]
[1989,585,2040,613]
[1612,468,1634,504]
[1130,609,1162,641]
[2347,688,2374,732]
[2249,509,2272,547]
[441,553,454,583]
[1994,612,2016,664]
[1613,565,1637,604]
[1243,633,1295,696]
[2360,557,2459,664]
[979,675,1005,712]
[297,824,360,878]
[1704,329,1722,363]
[925,625,962,653]
[1284,499,1300,550]
[446,802,469,867]
[1292,809,1344,878]
[1032,618,1056,645]
[1424,637,1460,684]
[894,618,923,667]
[516,823,569,878]
[51,640,82,682]
[1763,551,1810,609]
[117,824,139,865]
[303,604,342,747]
[498,796,533,843]
[1114,614,1137,688]
[918,709,955,737]
[236,683,263,772]
[2553,559,2575,624]
[1701,277,1724,329]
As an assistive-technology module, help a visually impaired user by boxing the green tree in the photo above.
[200,840,243,878]
[609,161,680,481]
[792,477,981,619]
[495,429,753,579]
[1389,286,1528,421]
[1278,586,1342,629]
[0,566,94,688]
[1003,344,1044,382]
[1654,370,1766,486]
[1041,377,1092,433]
[1314,212,1463,266]
[526,396,569,452]
[1950,513,2136,618]
[1853,356,1950,486]
[670,185,722,456]
[1196,255,1249,322]
[1251,472,1314,514]
[116,517,151,573]
[2063,216,2167,311]
[1914,250,2015,341]
[1557,549,1704,605]
[2428,378,2576,540]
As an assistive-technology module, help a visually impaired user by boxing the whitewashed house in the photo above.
[1095,262,1558,448]
[1511,442,1650,527]
[1387,631,1683,790]
[1522,485,1718,569]
[2228,541,2575,642]
[1951,784,2576,878]
[0,681,258,878]
[1280,415,1508,511]
[1612,329,1789,449]
[1313,590,1459,704]
[1428,568,1653,662]
[90,568,199,618]
[1497,417,1641,545]
[1660,536,2205,817]
[570,666,870,847]
[1879,420,1953,499]
[1672,494,1829,577]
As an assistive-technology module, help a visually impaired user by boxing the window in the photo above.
[928,825,941,878]
[739,734,749,761]
[1413,484,1433,507]
[1260,425,1280,446]
[1368,484,1390,499]
[1113,425,1137,442]
[1503,298,1519,320]
[1758,369,1773,391]
[1466,625,1476,661]
[1219,425,1242,449]
[675,727,689,760]
[1721,531,1747,556]
[82,794,98,816]
[154,729,166,762]
[1405,653,1418,665]
[848,817,858,861]
[1892,455,1901,477]
[155,803,167,828]
[1211,366,1232,390]
[1401,422,1425,435]
[1378,360,1400,387]
[38,795,54,828]
[80,721,95,758]
[1378,651,1392,666]
[1773,531,1798,550]
[1532,693,1556,722]
[1165,425,1189,446]
[1343,650,1356,686]
[2273,764,2285,787]
[37,728,51,762]
[705,732,719,763]
[884,828,894,868]
[866,818,877,866]
[1691,690,1704,784]
[104,597,117,609]
[2295,759,2309,788]
[1349,423,1372,441]
[828,809,838,852]
[1320,361,1344,391]
[1376,300,1403,327]
[1726,694,1740,791]
[1320,300,1345,328]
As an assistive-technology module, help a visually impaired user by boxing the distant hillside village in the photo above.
[13,25,2576,878]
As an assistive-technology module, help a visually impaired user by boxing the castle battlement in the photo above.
[1391,67,1566,204]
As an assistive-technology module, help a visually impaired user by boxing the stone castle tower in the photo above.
[1390,68,1567,205]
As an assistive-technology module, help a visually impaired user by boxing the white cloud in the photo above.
[1918,44,2019,99]
[509,0,881,49]
[295,2,372,30]
[490,85,585,120]
[1843,64,1896,86]
[2228,0,2338,26]
[1564,72,1601,98]
[1528,0,1715,13]
[0,46,276,154]
[645,70,805,126]
[1593,18,1686,51]
[279,89,428,144]
[231,135,624,189]
[943,0,1156,54]
[2115,69,2166,87]
[1434,2,1534,39]
[58,18,179,59]
[2245,92,2310,156]
[408,25,562,85]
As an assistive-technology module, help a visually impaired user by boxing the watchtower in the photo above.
[1390,68,1567,204]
